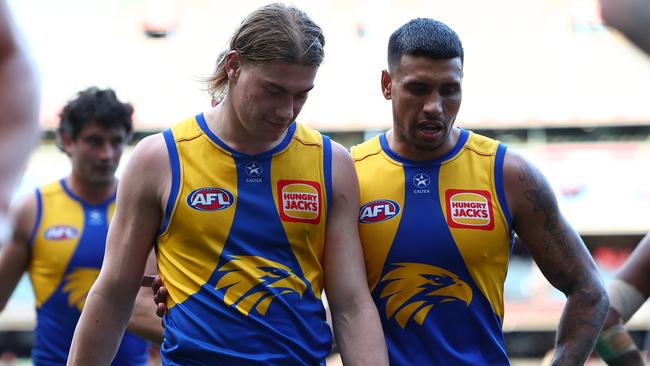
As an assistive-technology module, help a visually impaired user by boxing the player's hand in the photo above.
[142,274,169,317]
[152,275,169,317]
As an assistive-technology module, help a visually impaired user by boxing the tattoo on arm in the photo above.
[518,164,573,258]
[519,164,560,233]
[517,163,608,365]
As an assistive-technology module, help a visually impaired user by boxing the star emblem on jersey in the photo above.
[245,162,263,177]
[88,210,104,225]
[413,173,431,188]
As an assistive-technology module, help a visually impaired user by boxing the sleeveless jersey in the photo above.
[351,129,514,365]
[157,114,333,365]
[28,180,148,366]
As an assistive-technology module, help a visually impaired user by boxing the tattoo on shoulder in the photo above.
[518,163,580,264]
[518,164,560,234]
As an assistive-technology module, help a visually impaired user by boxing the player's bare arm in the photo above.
[323,142,389,366]
[599,0,650,55]
[0,0,39,223]
[503,150,608,366]
[612,233,650,300]
[0,193,36,310]
[67,134,169,365]
[126,250,164,346]
[596,233,650,365]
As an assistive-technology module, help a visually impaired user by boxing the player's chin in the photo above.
[90,174,116,185]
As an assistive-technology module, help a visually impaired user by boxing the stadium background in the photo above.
[1,0,649,364]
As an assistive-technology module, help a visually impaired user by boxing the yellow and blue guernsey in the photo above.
[351,129,514,365]
[28,180,147,366]
[157,114,333,365]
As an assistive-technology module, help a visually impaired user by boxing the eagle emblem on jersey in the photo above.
[62,268,100,311]
[380,263,473,329]
[215,255,307,316]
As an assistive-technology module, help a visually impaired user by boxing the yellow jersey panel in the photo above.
[29,181,85,307]
[271,123,329,297]
[351,136,405,291]
[439,132,512,321]
[157,117,237,307]
[27,180,147,365]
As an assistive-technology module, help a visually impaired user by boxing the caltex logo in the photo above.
[245,162,263,177]
[413,173,430,188]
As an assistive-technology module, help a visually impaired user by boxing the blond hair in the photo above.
[207,3,325,99]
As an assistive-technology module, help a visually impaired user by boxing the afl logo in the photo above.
[187,187,234,211]
[44,225,78,240]
[359,200,400,223]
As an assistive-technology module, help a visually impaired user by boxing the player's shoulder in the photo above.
[329,139,354,167]
[502,148,535,178]
[36,178,66,193]
[122,133,169,184]
[9,188,39,241]
[463,130,501,156]
[291,121,327,148]
[167,115,204,142]
[501,147,558,216]
[132,132,167,160]
[350,134,382,162]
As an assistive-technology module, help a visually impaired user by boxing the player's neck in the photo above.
[64,175,117,205]
[204,103,288,156]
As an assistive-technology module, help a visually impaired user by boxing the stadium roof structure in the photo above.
[12,0,650,132]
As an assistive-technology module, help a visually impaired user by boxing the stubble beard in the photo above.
[396,126,447,152]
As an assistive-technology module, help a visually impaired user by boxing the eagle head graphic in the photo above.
[215,255,307,316]
[63,268,100,311]
[380,262,472,329]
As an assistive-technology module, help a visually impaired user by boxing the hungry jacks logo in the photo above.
[277,180,321,224]
[445,189,494,230]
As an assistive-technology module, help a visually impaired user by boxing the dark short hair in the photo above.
[57,87,133,146]
[207,3,325,99]
[388,18,464,71]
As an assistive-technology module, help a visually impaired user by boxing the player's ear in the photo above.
[58,132,74,157]
[225,51,242,81]
[381,70,392,100]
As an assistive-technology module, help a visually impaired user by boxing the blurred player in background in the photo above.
[599,0,650,55]
[0,87,152,365]
[596,0,649,364]
[595,233,650,365]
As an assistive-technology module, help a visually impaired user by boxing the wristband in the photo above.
[595,324,638,362]
[608,278,645,323]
